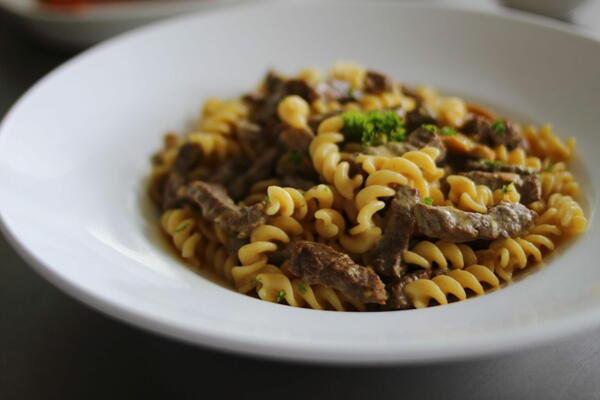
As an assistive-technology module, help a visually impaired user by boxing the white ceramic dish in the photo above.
[0,0,598,365]
[0,0,250,48]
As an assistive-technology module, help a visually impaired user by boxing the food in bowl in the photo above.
[148,62,587,311]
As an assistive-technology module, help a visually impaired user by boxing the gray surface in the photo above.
[1,7,600,400]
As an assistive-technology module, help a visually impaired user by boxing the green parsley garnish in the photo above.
[276,289,286,303]
[297,284,307,294]
[544,163,554,173]
[289,151,303,165]
[483,160,502,168]
[175,223,189,233]
[502,182,515,193]
[341,110,406,146]
[421,124,438,134]
[347,87,356,99]
[422,197,433,205]
[440,126,457,136]
[491,119,506,136]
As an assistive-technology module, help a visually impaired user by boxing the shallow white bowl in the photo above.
[0,0,599,365]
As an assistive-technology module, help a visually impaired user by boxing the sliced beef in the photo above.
[408,127,446,159]
[362,127,445,158]
[279,127,314,151]
[275,151,319,190]
[364,186,420,278]
[363,143,413,156]
[459,171,541,204]
[464,159,537,176]
[246,71,288,125]
[209,157,251,186]
[462,116,527,150]
[289,241,387,304]
[181,181,266,238]
[284,79,318,102]
[364,70,394,94]
[228,147,280,200]
[237,121,269,158]
[315,79,359,103]
[388,269,433,310]
[161,142,204,210]
[404,104,437,132]
[414,201,537,243]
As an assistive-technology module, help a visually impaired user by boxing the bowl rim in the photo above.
[1,0,599,365]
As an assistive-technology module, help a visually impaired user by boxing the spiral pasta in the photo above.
[161,208,202,266]
[404,265,500,308]
[309,117,364,199]
[151,62,587,312]
[198,98,248,136]
[490,144,542,170]
[403,240,478,270]
[356,147,443,197]
[522,124,575,161]
[187,132,240,163]
[416,86,468,127]
[447,175,493,213]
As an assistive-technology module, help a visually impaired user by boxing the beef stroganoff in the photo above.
[149,62,587,311]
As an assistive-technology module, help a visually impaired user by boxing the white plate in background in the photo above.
[0,0,252,48]
[0,0,598,364]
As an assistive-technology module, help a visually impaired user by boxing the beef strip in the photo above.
[414,201,537,242]
[275,152,319,190]
[289,241,388,304]
[364,186,420,278]
[404,104,437,132]
[315,79,359,103]
[209,157,251,186]
[459,170,542,204]
[464,159,537,176]
[407,127,446,159]
[284,79,318,102]
[363,127,446,158]
[388,269,433,310]
[246,71,288,125]
[462,116,527,150]
[228,147,280,200]
[161,142,203,210]
[363,70,394,94]
[237,121,269,158]
[279,127,314,151]
[181,181,266,238]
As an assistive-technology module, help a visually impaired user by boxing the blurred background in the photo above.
[0,0,599,50]
[1,0,600,399]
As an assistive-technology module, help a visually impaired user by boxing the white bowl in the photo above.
[0,1,598,365]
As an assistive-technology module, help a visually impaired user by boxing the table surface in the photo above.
[2,1,600,399]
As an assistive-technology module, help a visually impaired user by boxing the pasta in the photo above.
[149,62,587,311]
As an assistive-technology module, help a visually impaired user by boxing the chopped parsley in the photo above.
[341,110,406,146]
[502,182,515,193]
[175,223,189,233]
[297,284,307,294]
[483,160,503,168]
[491,119,506,136]
[421,124,438,134]
[544,163,554,173]
[276,289,286,303]
[289,151,303,165]
[440,126,457,136]
[422,197,433,205]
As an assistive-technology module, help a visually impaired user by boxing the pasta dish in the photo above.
[148,62,586,311]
